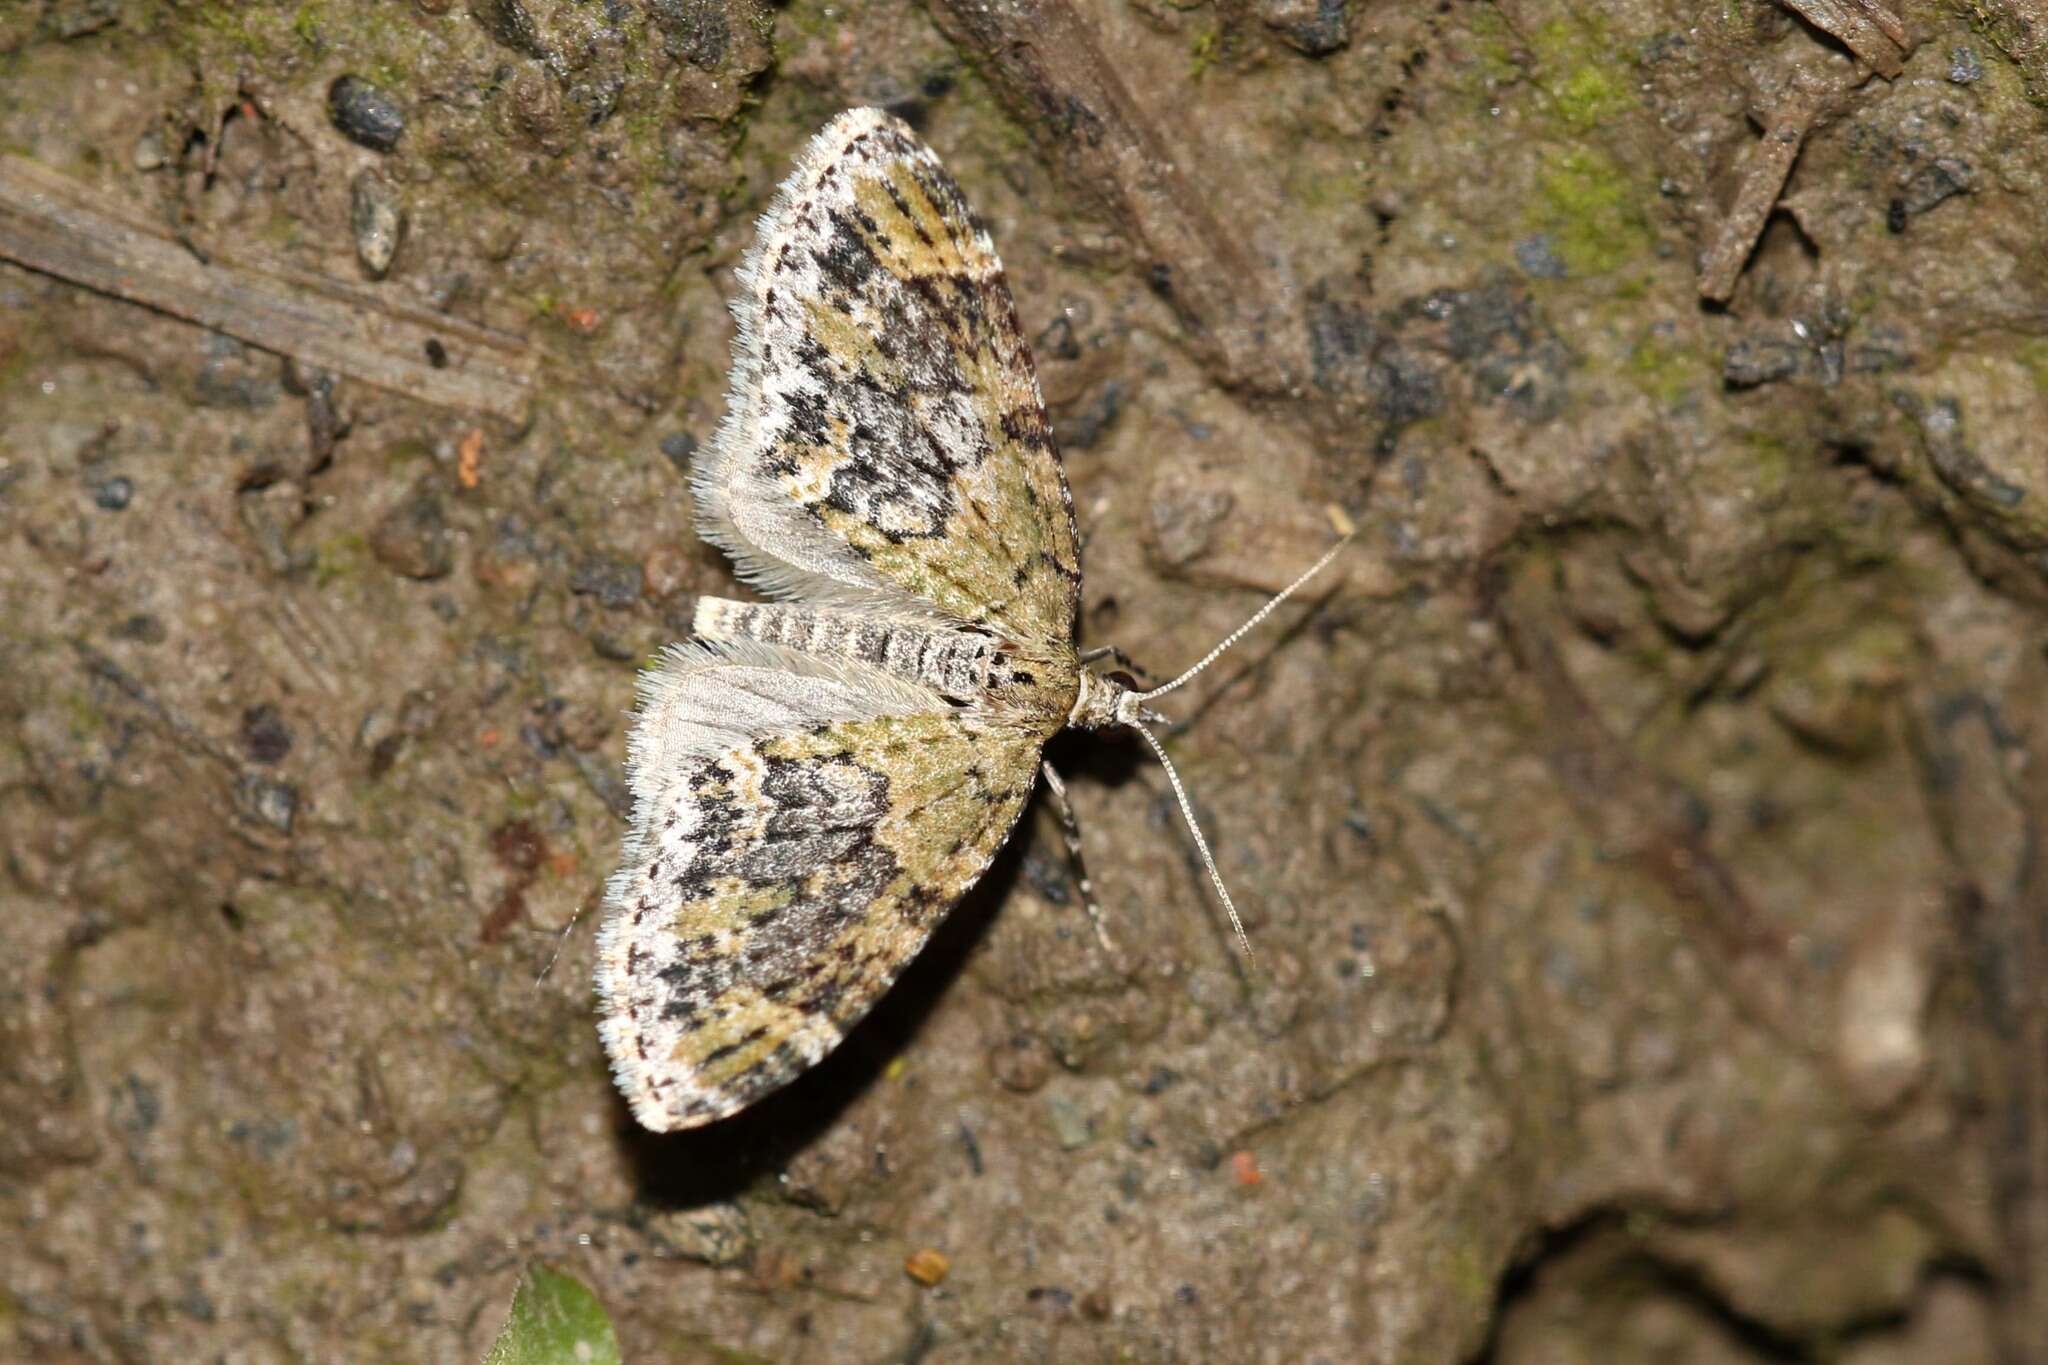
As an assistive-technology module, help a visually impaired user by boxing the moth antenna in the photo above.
[1136,534,1353,704]
[1132,721,1253,962]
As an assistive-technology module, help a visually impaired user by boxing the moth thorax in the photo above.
[1068,669,1152,731]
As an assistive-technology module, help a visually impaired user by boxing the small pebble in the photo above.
[328,75,405,152]
[1033,314,1080,362]
[370,484,455,580]
[92,476,133,510]
[1899,158,1973,216]
[350,170,405,279]
[1724,337,1804,388]
[113,613,166,644]
[571,555,644,609]
[240,704,294,765]
[456,427,483,487]
[235,773,299,833]
[1258,0,1349,55]
[1044,1094,1094,1150]
[645,1202,753,1267]
[658,431,698,474]
[132,129,166,171]
[987,1033,1055,1093]
[904,1248,951,1286]
[1513,234,1567,280]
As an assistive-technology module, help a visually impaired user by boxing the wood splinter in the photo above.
[0,153,533,421]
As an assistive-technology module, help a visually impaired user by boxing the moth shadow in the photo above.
[1042,724,1149,793]
[612,824,1028,1209]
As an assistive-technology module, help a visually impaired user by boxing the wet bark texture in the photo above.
[3,0,2047,1360]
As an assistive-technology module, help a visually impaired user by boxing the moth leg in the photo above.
[1076,645,1156,686]
[1039,761,1120,960]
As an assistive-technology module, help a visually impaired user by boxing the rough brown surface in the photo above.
[3,1,2046,1360]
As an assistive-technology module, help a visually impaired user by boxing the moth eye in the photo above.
[1106,670,1140,690]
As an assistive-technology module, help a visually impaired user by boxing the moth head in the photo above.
[1067,667,1167,731]
[1107,672,1170,727]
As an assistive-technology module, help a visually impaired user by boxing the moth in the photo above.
[596,108,1344,1131]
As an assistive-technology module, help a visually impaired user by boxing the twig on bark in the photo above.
[1697,81,1833,305]
[1779,0,1912,76]
[928,0,1304,395]
[1698,2,1919,304]
[0,153,533,421]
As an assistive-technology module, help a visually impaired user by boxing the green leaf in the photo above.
[483,1264,623,1365]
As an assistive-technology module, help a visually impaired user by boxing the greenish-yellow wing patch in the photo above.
[690,107,1082,651]
[597,689,1040,1131]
